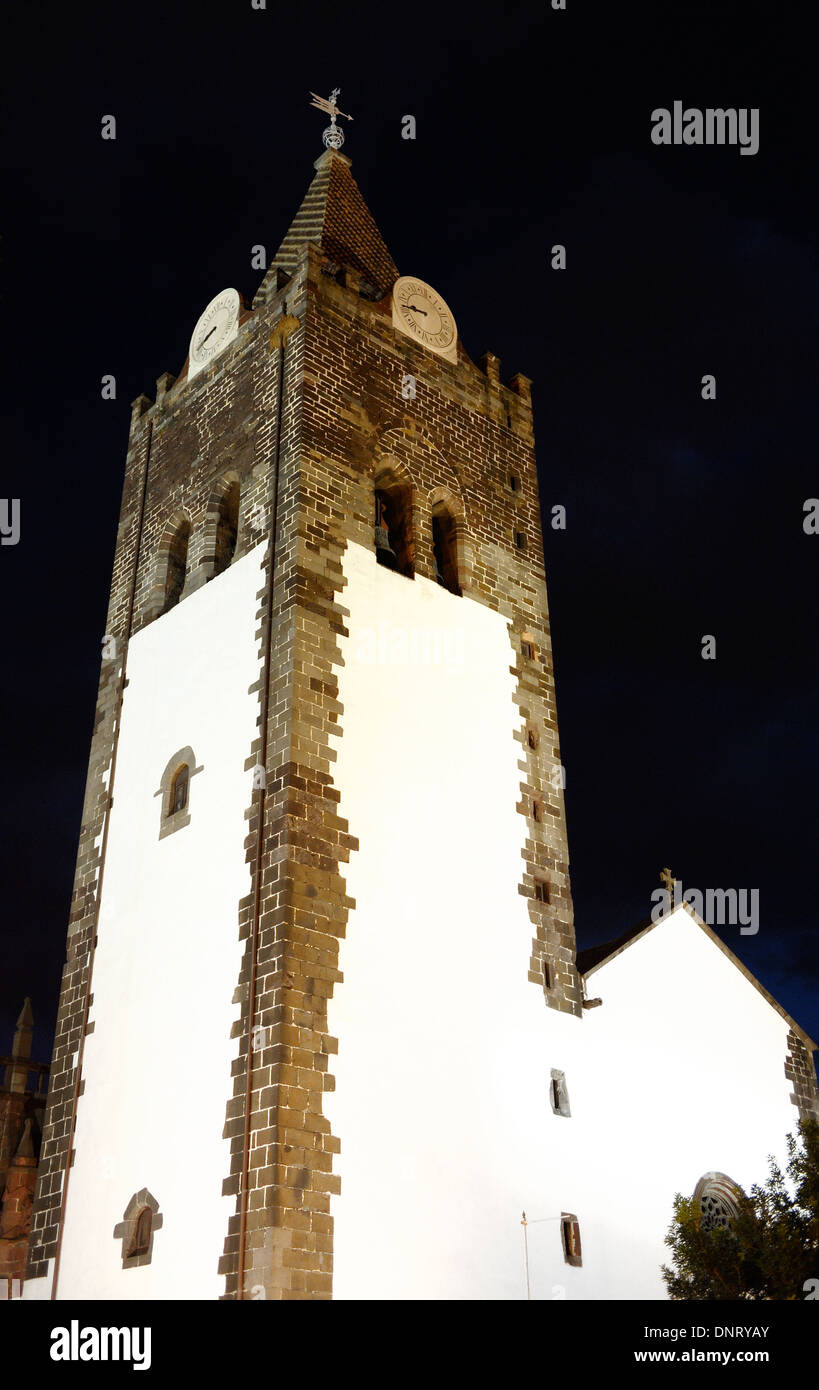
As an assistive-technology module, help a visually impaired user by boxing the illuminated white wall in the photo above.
[50,546,264,1300]
[326,541,800,1299]
[25,534,805,1303]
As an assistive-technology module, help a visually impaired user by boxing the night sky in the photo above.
[1,1,816,1068]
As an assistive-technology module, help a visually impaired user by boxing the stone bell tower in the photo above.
[25,123,580,1301]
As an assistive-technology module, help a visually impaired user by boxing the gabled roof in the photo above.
[577,902,817,1050]
[253,148,399,306]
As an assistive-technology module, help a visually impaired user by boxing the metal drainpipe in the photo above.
[236,306,291,1299]
[50,415,154,1299]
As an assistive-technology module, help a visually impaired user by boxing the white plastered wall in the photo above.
[567,909,799,1300]
[50,545,265,1299]
[326,542,801,1300]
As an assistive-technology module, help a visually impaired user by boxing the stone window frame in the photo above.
[693,1172,743,1232]
[428,485,466,598]
[145,508,194,622]
[520,632,537,661]
[196,469,245,588]
[373,462,416,580]
[550,1068,571,1118]
[154,745,204,840]
[561,1213,582,1267]
[113,1188,163,1270]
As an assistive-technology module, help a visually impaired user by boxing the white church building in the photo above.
[23,109,818,1301]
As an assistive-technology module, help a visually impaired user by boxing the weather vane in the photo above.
[309,87,353,150]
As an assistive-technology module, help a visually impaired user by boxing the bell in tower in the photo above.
[374,491,398,570]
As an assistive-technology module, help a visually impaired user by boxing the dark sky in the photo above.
[1,0,817,1065]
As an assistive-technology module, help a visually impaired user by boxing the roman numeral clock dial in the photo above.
[187,287,241,381]
[391,275,458,363]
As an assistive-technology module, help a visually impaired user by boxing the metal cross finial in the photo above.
[309,88,354,151]
[660,866,676,896]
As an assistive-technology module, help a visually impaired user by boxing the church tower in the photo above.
[25,124,582,1300]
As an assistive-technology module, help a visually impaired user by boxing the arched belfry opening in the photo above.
[374,468,414,578]
[431,501,460,595]
[213,478,240,577]
[162,517,190,614]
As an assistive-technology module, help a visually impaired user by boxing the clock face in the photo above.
[392,276,457,360]
[188,288,240,379]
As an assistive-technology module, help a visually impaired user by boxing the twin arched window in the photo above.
[159,478,241,617]
[374,481,460,594]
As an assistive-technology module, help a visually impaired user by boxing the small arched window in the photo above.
[374,479,414,578]
[163,518,190,614]
[128,1207,152,1258]
[431,502,460,595]
[170,764,189,816]
[155,745,202,840]
[113,1187,163,1268]
[214,480,240,577]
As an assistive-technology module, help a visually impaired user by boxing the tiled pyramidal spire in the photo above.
[252,148,399,307]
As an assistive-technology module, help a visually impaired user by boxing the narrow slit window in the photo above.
[535,879,550,904]
[521,633,536,660]
[509,474,520,493]
[527,727,539,751]
[561,1214,582,1266]
[532,798,543,823]
[550,1069,571,1117]
[514,531,527,551]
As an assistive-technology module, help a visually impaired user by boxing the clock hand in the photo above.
[196,324,219,352]
[405,304,428,316]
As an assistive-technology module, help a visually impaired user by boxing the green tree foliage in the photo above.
[662,1119,819,1299]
